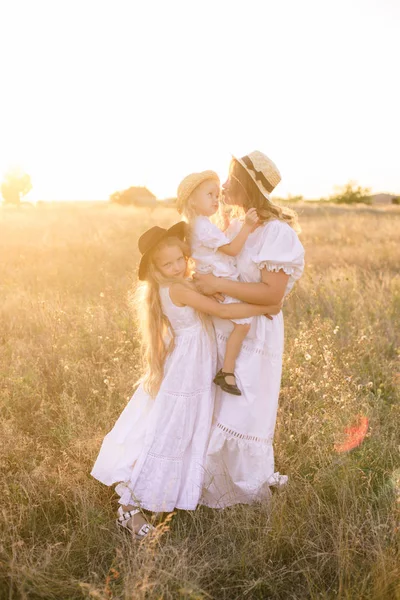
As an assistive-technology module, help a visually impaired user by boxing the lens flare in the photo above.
[334,415,369,453]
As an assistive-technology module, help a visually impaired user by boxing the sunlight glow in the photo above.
[0,0,399,201]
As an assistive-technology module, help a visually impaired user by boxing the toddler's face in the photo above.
[154,245,187,279]
[191,180,220,217]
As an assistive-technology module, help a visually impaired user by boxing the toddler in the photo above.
[177,170,258,396]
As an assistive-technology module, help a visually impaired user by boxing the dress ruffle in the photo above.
[257,260,302,279]
[201,422,288,509]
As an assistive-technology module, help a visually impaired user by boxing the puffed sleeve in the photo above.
[253,220,305,285]
[193,216,230,250]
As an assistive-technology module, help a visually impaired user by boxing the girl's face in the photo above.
[191,180,220,217]
[154,245,187,279]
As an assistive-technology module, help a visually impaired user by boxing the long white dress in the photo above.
[201,219,305,508]
[91,286,216,512]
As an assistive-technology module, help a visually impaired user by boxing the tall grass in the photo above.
[1,203,399,599]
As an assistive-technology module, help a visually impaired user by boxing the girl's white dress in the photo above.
[200,219,305,508]
[91,286,216,512]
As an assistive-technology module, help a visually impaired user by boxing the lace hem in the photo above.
[147,451,183,462]
[161,386,213,398]
[215,422,273,445]
[215,331,282,360]
[257,261,298,276]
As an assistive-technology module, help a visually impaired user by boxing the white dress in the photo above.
[91,286,216,512]
[191,215,251,325]
[201,219,305,508]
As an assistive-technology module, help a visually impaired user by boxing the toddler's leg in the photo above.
[223,323,250,385]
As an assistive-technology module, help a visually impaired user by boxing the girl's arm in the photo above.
[193,269,289,306]
[170,283,281,319]
[218,209,258,257]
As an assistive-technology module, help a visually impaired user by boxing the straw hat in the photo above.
[137,221,186,280]
[177,170,220,214]
[233,151,281,200]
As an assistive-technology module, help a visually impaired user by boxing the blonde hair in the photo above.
[177,189,198,223]
[229,159,301,233]
[132,236,211,398]
[177,181,222,246]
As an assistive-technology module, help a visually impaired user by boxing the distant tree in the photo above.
[330,181,371,205]
[392,196,400,205]
[271,194,304,204]
[1,169,32,206]
[109,186,157,207]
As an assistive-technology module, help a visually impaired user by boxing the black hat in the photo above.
[138,221,186,280]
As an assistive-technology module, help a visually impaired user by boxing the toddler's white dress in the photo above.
[191,215,251,325]
[91,286,216,512]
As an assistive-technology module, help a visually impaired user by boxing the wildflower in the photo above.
[305,353,311,361]
[99,292,105,297]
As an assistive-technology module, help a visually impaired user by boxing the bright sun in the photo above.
[0,0,399,202]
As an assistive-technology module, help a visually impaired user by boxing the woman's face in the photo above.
[222,167,245,207]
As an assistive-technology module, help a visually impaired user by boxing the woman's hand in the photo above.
[193,272,222,297]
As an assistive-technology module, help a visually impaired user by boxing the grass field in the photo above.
[1,203,399,599]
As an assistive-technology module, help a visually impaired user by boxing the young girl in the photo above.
[91,222,280,539]
[177,170,258,396]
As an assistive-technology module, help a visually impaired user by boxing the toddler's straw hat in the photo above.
[233,151,281,201]
[137,221,186,280]
[177,170,220,214]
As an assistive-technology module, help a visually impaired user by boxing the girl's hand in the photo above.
[244,208,259,227]
[193,272,220,296]
[265,303,283,316]
[212,293,226,303]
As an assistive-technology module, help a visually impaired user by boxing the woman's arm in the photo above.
[193,269,289,306]
[170,283,280,319]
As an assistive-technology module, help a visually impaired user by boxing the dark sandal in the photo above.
[213,369,242,396]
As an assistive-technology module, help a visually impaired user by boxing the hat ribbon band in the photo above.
[241,155,274,194]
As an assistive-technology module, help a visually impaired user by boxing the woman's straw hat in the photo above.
[233,151,281,200]
[177,170,220,214]
[138,221,186,280]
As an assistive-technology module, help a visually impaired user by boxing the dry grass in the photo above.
[0,203,399,600]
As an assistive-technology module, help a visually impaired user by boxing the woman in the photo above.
[195,151,305,508]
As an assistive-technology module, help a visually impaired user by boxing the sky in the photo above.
[0,0,399,201]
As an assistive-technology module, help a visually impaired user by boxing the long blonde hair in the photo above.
[229,159,301,232]
[132,236,210,398]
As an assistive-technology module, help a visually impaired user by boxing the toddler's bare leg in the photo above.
[223,323,250,385]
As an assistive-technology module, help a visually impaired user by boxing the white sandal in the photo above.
[116,506,154,540]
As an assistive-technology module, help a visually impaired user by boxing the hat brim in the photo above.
[177,170,220,214]
[138,221,187,281]
[231,154,272,201]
